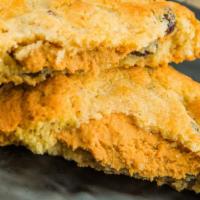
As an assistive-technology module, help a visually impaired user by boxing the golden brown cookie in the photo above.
[0,0,199,85]
[0,65,199,192]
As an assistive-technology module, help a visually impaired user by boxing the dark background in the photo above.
[0,2,199,200]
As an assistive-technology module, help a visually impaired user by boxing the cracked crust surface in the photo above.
[0,0,199,85]
[0,65,199,192]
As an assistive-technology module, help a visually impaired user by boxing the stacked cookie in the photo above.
[0,0,200,193]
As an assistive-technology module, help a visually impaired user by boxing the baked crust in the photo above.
[0,65,200,192]
[0,0,199,85]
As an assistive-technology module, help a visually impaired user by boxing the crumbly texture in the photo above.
[0,0,199,85]
[0,65,200,192]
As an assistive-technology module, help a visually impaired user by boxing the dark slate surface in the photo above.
[0,1,199,200]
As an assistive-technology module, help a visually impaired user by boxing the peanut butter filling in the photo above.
[12,40,159,74]
[12,41,124,74]
[59,114,200,180]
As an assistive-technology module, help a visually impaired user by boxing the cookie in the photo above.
[0,0,199,85]
[0,65,199,192]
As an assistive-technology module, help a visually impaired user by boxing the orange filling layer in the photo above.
[59,114,200,180]
[13,42,124,73]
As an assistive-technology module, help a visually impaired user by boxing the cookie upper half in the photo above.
[0,65,200,157]
[0,0,199,85]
